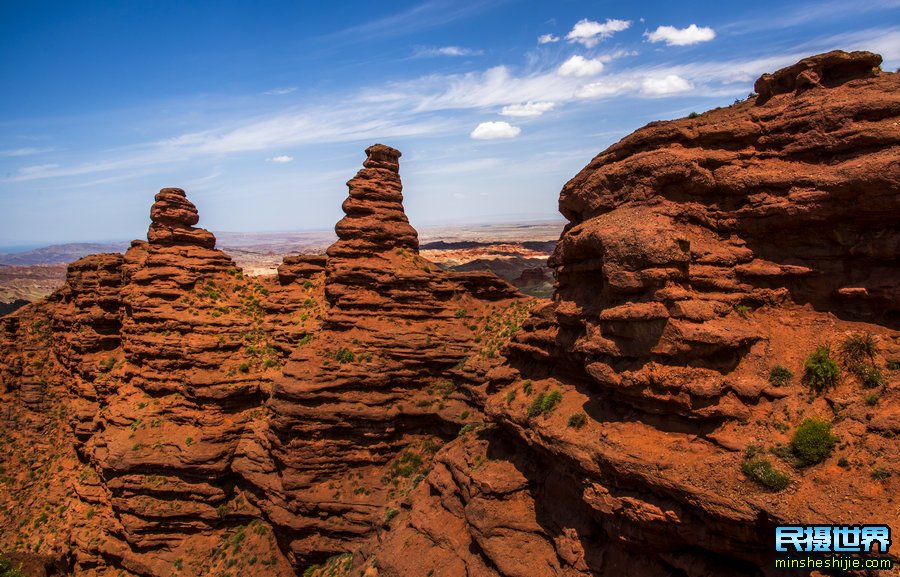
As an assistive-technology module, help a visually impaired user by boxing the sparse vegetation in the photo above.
[527,390,562,418]
[804,346,840,392]
[741,458,790,491]
[870,467,891,481]
[0,553,25,577]
[384,508,399,523]
[790,418,836,466]
[334,348,355,363]
[455,308,467,318]
[840,332,878,364]
[769,365,793,387]
[733,304,751,319]
[857,365,885,389]
[865,392,881,406]
[567,413,587,429]
[687,111,699,119]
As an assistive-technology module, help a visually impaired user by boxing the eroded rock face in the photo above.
[364,51,899,577]
[0,51,897,577]
[253,145,529,566]
[0,147,528,576]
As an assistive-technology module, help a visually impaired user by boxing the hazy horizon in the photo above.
[2,0,898,244]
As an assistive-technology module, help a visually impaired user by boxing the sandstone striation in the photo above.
[250,144,528,567]
[0,50,897,577]
[363,50,899,577]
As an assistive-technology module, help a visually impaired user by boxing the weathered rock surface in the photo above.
[250,144,528,567]
[0,51,897,577]
[363,51,899,577]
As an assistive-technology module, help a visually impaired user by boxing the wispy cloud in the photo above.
[537,33,559,44]
[470,121,521,140]
[645,24,716,46]
[264,87,297,95]
[500,101,556,117]
[327,0,505,41]
[266,155,294,163]
[414,45,483,57]
[0,147,54,157]
[566,18,631,48]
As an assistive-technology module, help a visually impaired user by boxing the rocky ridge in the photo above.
[0,51,897,577]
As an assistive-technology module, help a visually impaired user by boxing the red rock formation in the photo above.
[249,144,528,567]
[363,51,899,577]
[1,50,897,577]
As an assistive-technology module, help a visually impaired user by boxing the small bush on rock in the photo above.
[790,418,837,466]
[804,346,840,391]
[769,365,793,387]
[741,458,790,491]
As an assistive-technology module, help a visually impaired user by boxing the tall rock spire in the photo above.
[328,144,418,257]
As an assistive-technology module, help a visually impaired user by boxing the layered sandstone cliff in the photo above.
[363,50,899,577]
[0,51,897,577]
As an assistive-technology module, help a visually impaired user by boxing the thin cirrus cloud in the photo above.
[537,33,560,44]
[557,55,605,77]
[266,155,294,163]
[645,24,716,46]
[470,121,521,140]
[500,101,556,117]
[264,87,297,95]
[566,18,631,48]
[415,45,483,57]
[0,147,54,157]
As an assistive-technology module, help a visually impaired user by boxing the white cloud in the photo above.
[576,79,637,98]
[641,74,693,95]
[264,87,297,95]
[0,147,54,157]
[17,163,60,176]
[416,45,482,57]
[566,18,631,48]
[266,155,294,163]
[645,24,716,46]
[557,55,605,77]
[500,101,556,117]
[470,121,521,140]
[537,34,560,44]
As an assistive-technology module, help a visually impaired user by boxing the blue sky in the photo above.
[1,0,898,245]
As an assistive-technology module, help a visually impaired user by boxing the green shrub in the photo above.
[522,380,533,395]
[238,362,250,373]
[567,413,587,429]
[837,457,849,468]
[790,418,836,466]
[455,309,467,318]
[769,365,793,387]
[870,467,891,481]
[865,392,880,406]
[840,332,878,364]
[734,304,750,319]
[857,365,885,389]
[0,553,25,577]
[804,346,840,391]
[528,390,563,418]
[687,111,699,119]
[384,508,399,523]
[741,458,790,491]
[334,348,355,363]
